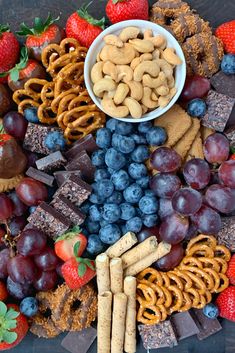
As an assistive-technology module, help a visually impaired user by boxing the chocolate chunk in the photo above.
[27,202,71,239]
[202,90,235,132]
[65,150,95,182]
[61,327,97,353]
[65,134,98,161]
[51,195,86,226]
[36,151,66,172]
[54,170,82,187]
[210,71,235,98]
[23,123,64,155]
[26,167,54,187]
[53,175,92,207]
[138,321,178,349]
[216,216,235,251]
[191,308,222,340]
[171,311,199,340]
[225,125,235,147]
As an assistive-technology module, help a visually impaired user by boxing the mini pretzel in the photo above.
[214,245,231,261]
[187,234,217,250]
[214,258,228,274]
[197,257,220,272]
[179,292,192,312]
[172,269,193,291]
[180,266,215,292]
[216,274,229,293]
[18,100,40,114]
[137,303,162,325]
[181,270,206,295]
[186,244,215,258]
[203,268,220,292]
[180,256,203,269]
[186,287,200,307]
[51,87,82,113]
[167,285,183,313]
[167,272,184,290]
[137,283,156,305]
[138,279,165,305]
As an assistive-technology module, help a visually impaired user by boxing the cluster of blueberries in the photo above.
[81,118,167,256]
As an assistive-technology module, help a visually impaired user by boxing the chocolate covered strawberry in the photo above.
[17,14,64,61]
[55,227,87,262]
[0,84,11,116]
[106,0,149,24]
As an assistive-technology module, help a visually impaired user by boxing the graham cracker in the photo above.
[173,118,201,159]
[200,126,215,142]
[186,132,204,161]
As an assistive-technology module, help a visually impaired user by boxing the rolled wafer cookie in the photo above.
[98,291,112,353]
[110,258,123,294]
[96,253,110,294]
[124,276,137,353]
[106,232,138,258]
[111,293,128,353]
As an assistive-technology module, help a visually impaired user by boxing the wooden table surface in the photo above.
[0,0,235,352]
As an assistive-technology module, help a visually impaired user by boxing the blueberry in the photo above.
[187,98,207,118]
[221,54,235,75]
[101,203,121,223]
[86,219,100,233]
[111,133,121,149]
[96,179,114,198]
[87,234,104,255]
[126,217,143,233]
[100,219,110,227]
[131,145,149,162]
[20,297,38,317]
[145,189,155,197]
[123,183,143,204]
[115,121,133,135]
[128,163,147,179]
[24,107,39,123]
[91,182,98,193]
[94,168,110,182]
[117,136,135,154]
[131,133,147,145]
[120,203,136,220]
[89,193,106,204]
[106,118,117,132]
[105,148,126,170]
[89,205,102,222]
[121,224,128,235]
[80,201,92,214]
[99,224,121,244]
[96,128,112,148]
[136,176,150,189]
[142,214,159,227]
[111,170,130,191]
[203,303,219,319]
[138,121,152,134]
[108,167,116,175]
[29,206,37,214]
[146,127,167,146]
[139,195,159,214]
[44,131,66,152]
[91,150,105,167]
[106,191,123,204]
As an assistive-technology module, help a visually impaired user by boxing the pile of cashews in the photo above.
[90,26,182,119]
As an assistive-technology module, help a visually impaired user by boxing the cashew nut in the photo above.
[104,34,123,48]
[155,85,170,96]
[116,65,133,83]
[141,104,148,114]
[127,81,143,101]
[144,30,167,48]
[103,61,118,81]
[152,49,161,60]
[158,87,177,107]
[142,71,166,88]
[119,27,140,42]
[97,51,101,62]
[107,89,117,99]
[142,87,159,109]
[100,45,112,61]
[91,62,104,84]
[93,78,117,98]
[151,91,158,101]
[114,83,129,105]
[101,97,129,118]
[107,43,136,65]
[162,48,182,66]
[129,39,154,53]
[130,57,141,70]
[124,97,142,119]
[134,61,160,81]
[140,53,153,61]
[167,75,175,88]
[157,59,174,77]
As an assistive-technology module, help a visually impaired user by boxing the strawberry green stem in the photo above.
[77,2,105,29]
[0,24,10,36]
[17,13,60,36]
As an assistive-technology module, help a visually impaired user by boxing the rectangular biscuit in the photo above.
[200,126,214,143]
[185,132,204,161]
[173,118,200,159]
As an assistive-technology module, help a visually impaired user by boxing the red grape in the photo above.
[185,222,198,240]
[34,247,59,271]
[180,75,210,102]
[17,228,47,256]
[8,191,28,216]
[158,198,174,220]
[150,173,181,198]
[191,205,221,234]
[219,160,235,188]
[8,216,27,237]
[203,133,230,164]
[150,147,181,172]
[153,243,184,271]
[0,194,14,220]
[3,111,28,140]
[205,184,235,214]
[209,170,221,185]
[25,151,39,168]
[7,276,34,299]
[0,248,10,279]
[34,270,58,291]
[16,177,48,206]
[183,158,211,190]
[56,261,64,278]
[7,255,36,284]
[159,213,189,244]
[137,227,159,243]
[172,188,202,216]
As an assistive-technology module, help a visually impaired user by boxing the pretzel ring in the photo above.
[214,245,231,261]
[215,273,229,293]
[205,290,212,304]
[187,234,217,250]
[185,287,200,307]
[167,272,184,290]
[197,257,220,272]
[41,82,55,104]
[18,100,40,114]
[38,103,57,125]
[51,87,82,113]
[137,303,162,325]
[138,279,165,305]
[167,285,184,313]
[194,294,207,309]
[179,292,192,312]
[160,287,173,308]
[137,283,157,305]
[180,266,215,291]
[160,273,171,288]
[179,256,203,269]
[214,257,228,274]
[157,304,168,322]
[181,270,206,295]
[172,269,193,291]
[203,268,220,292]
[186,244,215,258]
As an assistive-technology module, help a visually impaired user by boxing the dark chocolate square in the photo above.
[65,150,95,182]
[225,126,235,147]
[54,170,82,187]
[61,327,97,353]
[210,71,235,98]
[216,216,235,252]
[171,311,199,340]
[36,151,66,173]
[51,195,86,226]
[65,134,98,160]
[138,321,178,349]
[26,167,55,187]
[191,309,222,340]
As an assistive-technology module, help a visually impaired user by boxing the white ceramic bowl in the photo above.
[84,20,186,123]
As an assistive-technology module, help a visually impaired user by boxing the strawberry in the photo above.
[0,25,20,84]
[226,254,235,285]
[215,20,235,54]
[106,0,149,24]
[17,14,64,61]
[66,3,105,48]
[0,282,8,302]
[216,286,235,322]
[0,302,28,350]
[55,226,87,262]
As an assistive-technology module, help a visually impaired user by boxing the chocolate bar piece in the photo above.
[225,126,235,147]
[51,195,86,226]
[202,90,235,132]
[65,134,98,160]
[171,311,199,340]
[61,327,97,353]
[23,123,64,155]
[27,202,71,239]
[210,71,235,98]
[191,308,222,340]
[65,150,95,182]
[53,175,92,207]
[138,321,178,349]
[36,151,66,173]
[54,170,82,187]
[216,216,235,251]
[26,167,54,187]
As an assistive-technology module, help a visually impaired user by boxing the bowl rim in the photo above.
[84,19,186,123]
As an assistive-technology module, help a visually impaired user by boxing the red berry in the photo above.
[226,254,235,285]
[215,20,235,54]
[216,286,235,322]
[106,0,149,24]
